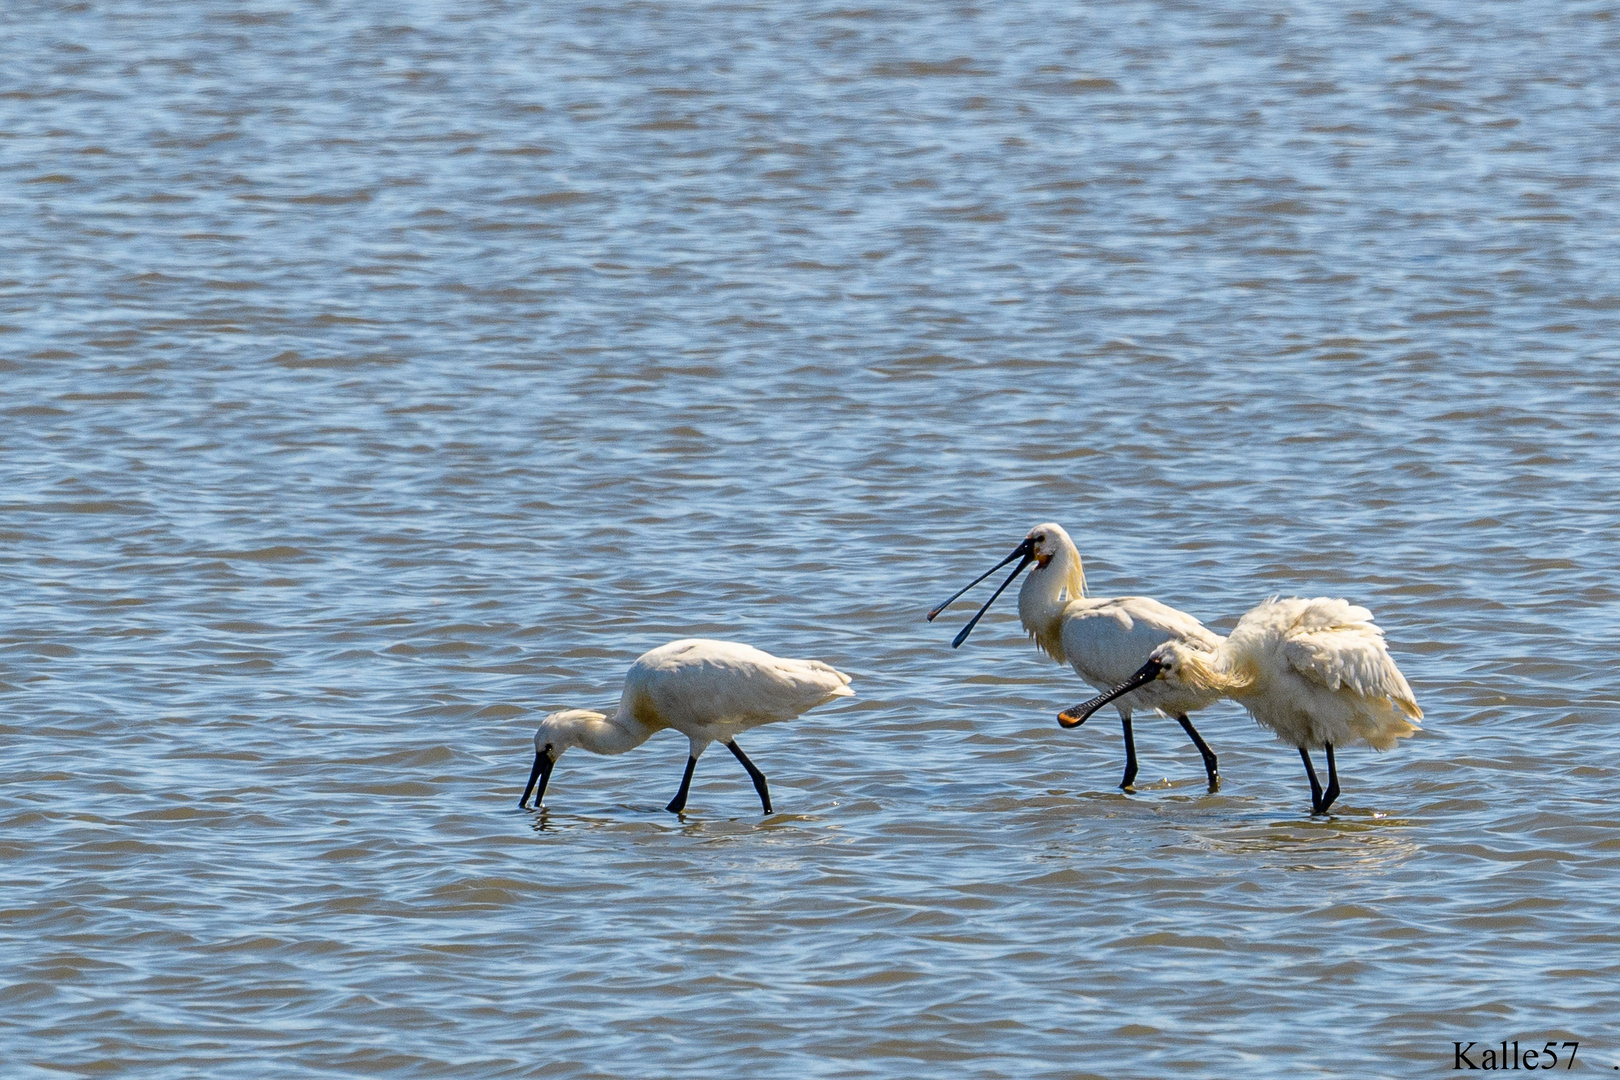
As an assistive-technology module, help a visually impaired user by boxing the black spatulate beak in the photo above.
[1057,658,1165,729]
[927,537,1036,648]
[519,749,554,809]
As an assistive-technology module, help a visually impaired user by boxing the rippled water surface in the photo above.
[4,1,1620,1076]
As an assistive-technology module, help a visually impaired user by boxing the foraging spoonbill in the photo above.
[519,638,854,814]
[1058,597,1421,814]
[929,523,1225,790]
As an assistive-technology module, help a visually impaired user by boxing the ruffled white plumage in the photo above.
[1202,597,1421,752]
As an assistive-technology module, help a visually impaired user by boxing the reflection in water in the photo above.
[1204,815,1422,874]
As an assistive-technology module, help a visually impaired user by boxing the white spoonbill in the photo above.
[928,523,1225,790]
[519,638,854,814]
[1059,597,1421,814]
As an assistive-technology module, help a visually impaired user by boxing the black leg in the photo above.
[1175,714,1220,789]
[665,756,698,814]
[726,739,772,814]
[1320,743,1340,813]
[1299,747,1325,814]
[1120,714,1138,790]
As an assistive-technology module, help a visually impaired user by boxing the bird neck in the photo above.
[1018,539,1087,663]
[1188,646,1260,698]
[574,710,658,756]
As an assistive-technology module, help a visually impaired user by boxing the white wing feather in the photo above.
[1270,599,1422,720]
[628,639,853,728]
[1060,596,1221,689]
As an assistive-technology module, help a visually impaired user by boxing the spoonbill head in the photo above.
[520,708,613,810]
[926,522,1085,651]
[1059,597,1422,813]
[519,638,854,815]
[930,522,1224,790]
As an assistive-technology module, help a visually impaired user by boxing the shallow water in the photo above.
[3,1,1619,1076]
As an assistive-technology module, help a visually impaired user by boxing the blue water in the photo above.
[3,1,1619,1076]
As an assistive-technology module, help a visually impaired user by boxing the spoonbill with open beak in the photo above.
[930,523,1225,790]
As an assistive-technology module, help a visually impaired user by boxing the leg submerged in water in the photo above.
[666,756,698,814]
[1319,743,1340,814]
[1299,747,1326,814]
[1119,714,1139,790]
[1175,713,1219,790]
[726,739,772,814]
